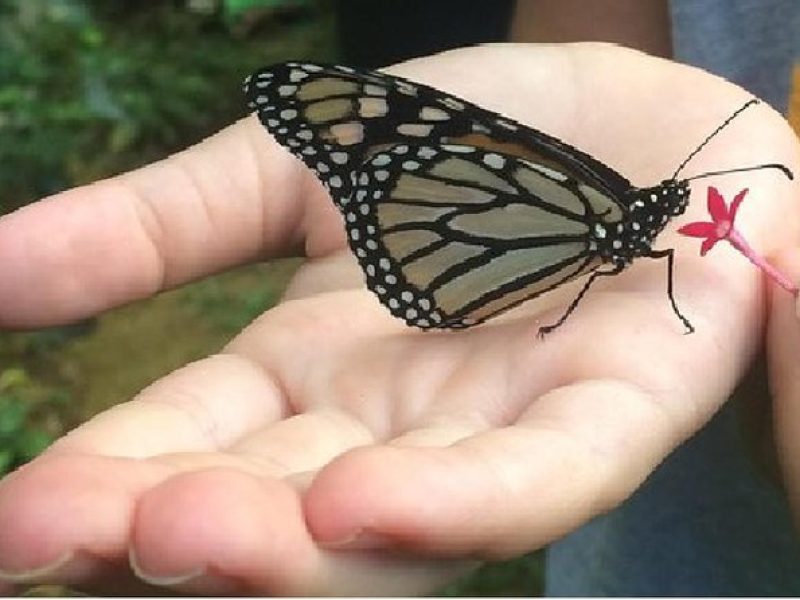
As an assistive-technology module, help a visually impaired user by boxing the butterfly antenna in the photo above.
[671,98,760,180]
[686,162,794,182]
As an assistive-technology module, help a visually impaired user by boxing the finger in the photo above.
[231,409,375,476]
[48,353,286,459]
[129,469,469,595]
[304,379,699,559]
[0,116,342,329]
[0,453,173,587]
[131,470,466,595]
[53,337,378,478]
[129,469,314,594]
[0,353,290,586]
[766,249,800,524]
[0,455,466,595]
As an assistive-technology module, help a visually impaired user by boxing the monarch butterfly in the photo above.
[243,61,792,335]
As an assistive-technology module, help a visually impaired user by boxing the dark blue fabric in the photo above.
[671,0,800,112]
[546,402,800,596]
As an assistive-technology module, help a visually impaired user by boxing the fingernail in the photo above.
[129,547,203,586]
[0,550,73,583]
[318,529,395,550]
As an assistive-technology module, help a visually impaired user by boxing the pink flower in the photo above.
[678,186,798,295]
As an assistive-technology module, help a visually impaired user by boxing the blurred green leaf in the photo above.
[0,450,12,475]
[0,367,31,391]
[0,0,337,213]
[16,429,53,461]
[0,366,68,476]
[0,398,28,436]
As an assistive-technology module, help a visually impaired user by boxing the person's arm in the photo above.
[510,0,673,58]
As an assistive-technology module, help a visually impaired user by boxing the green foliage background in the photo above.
[0,0,336,211]
[0,1,543,595]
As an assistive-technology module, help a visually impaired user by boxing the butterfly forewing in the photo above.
[345,143,617,328]
[244,62,634,210]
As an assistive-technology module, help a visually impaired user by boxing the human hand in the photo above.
[0,43,797,595]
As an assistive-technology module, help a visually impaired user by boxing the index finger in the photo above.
[0,116,341,329]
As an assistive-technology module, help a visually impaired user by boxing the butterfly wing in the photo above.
[346,143,624,328]
[244,61,633,210]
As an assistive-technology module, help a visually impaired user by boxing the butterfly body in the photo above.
[604,181,690,264]
[244,61,695,332]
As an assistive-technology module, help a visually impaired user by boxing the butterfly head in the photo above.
[660,179,692,217]
[617,180,691,256]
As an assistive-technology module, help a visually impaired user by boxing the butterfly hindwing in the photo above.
[345,143,619,328]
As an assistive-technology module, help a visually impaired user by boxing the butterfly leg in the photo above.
[537,265,625,338]
[646,248,695,334]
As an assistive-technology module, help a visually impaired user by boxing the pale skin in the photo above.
[1,44,799,595]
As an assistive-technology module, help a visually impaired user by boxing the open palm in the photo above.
[1,44,798,595]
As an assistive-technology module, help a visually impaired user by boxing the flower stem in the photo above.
[727,229,799,295]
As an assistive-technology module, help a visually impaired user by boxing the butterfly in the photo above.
[243,61,792,335]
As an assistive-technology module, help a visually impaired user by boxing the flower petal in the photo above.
[707,186,730,222]
[678,221,717,237]
[729,188,749,223]
[700,236,720,256]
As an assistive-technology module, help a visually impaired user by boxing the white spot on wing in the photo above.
[397,123,434,137]
[417,147,437,159]
[419,107,450,121]
[441,144,475,153]
[526,162,568,181]
[483,153,506,169]
[441,97,465,110]
[364,84,388,96]
[496,119,518,131]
